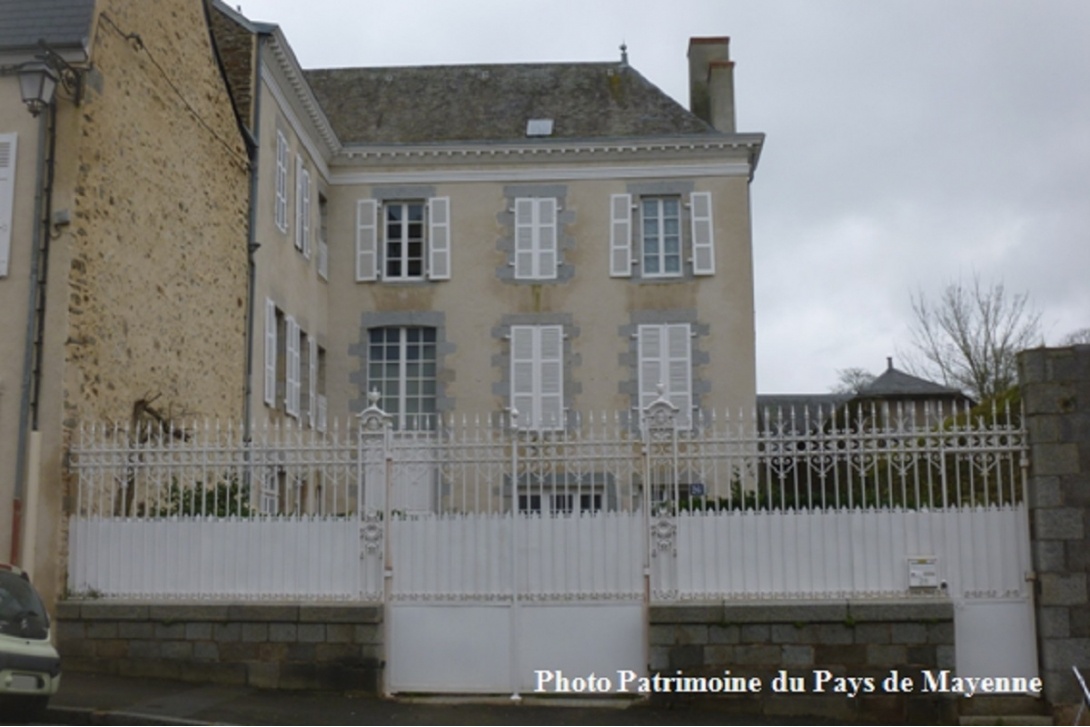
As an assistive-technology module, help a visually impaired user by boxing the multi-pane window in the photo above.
[518,491,602,514]
[368,326,437,429]
[640,197,682,277]
[384,202,425,279]
[356,197,451,282]
[609,191,715,278]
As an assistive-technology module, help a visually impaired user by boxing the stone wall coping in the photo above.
[651,598,952,625]
[58,600,383,624]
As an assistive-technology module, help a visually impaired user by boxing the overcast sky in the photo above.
[239,0,1089,394]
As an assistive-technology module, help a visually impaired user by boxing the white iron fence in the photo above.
[66,397,1028,602]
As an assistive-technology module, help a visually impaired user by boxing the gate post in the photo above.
[643,386,680,601]
[356,389,391,600]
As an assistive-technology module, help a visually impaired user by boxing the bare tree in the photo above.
[830,367,876,395]
[1061,327,1090,345]
[905,276,1042,401]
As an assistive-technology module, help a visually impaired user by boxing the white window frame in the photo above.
[612,192,716,279]
[513,197,558,280]
[355,197,451,282]
[510,325,564,431]
[637,323,692,426]
[640,197,683,278]
[0,132,16,277]
[367,326,438,430]
[274,131,288,233]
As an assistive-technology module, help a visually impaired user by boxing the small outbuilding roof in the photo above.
[857,358,966,399]
[303,62,718,144]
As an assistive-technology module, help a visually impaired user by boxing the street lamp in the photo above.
[17,41,83,117]
[18,62,58,117]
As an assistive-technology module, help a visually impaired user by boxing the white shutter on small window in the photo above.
[302,168,312,259]
[690,191,715,275]
[264,299,277,406]
[275,131,288,232]
[308,336,318,428]
[286,316,300,417]
[356,199,378,281]
[514,198,535,279]
[510,326,535,427]
[610,193,632,277]
[539,198,558,279]
[294,155,304,251]
[0,133,16,277]
[428,196,451,280]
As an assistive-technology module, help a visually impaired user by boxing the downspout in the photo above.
[12,101,56,569]
[242,33,264,441]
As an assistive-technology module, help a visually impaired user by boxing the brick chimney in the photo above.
[688,37,736,133]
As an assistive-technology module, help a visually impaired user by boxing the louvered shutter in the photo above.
[427,196,451,280]
[638,325,663,410]
[538,325,564,428]
[690,191,715,275]
[301,168,312,259]
[610,193,632,277]
[514,198,535,278]
[666,324,693,424]
[0,134,15,277]
[510,326,535,427]
[294,155,304,251]
[638,323,692,424]
[308,336,318,428]
[275,132,288,232]
[539,198,558,279]
[264,299,277,406]
[356,199,378,281]
[286,316,300,416]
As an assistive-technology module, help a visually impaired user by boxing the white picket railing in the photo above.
[66,398,1028,602]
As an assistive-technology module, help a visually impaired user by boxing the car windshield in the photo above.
[0,572,49,639]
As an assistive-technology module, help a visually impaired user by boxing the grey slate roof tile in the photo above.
[0,0,95,53]
[304,62,717,144]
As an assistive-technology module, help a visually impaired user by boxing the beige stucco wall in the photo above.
[0,82,52,565]
[324,152,757,426]
[248,59,331,427]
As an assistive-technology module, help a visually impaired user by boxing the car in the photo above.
[0,564,60,722]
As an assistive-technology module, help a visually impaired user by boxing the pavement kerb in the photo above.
[46,705,214,726]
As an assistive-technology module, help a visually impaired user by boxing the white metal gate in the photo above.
[67,396,1037,692]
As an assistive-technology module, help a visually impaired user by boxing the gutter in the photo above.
[242,33,266,441]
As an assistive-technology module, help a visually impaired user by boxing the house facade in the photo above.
[210,2,763,442]
[0,0,250,599]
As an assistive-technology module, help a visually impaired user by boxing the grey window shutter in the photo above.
[610,193,632,277]
[356,199,378,281]
[690,191,715,275]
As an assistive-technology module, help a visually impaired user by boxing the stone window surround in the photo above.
[491,312,581,429]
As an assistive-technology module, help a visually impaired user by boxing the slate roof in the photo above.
[0,0,95,54]
[303,63,718,144]
[857,366,964,398]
